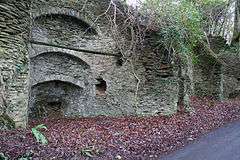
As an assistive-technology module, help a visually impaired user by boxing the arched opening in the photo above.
[29,80,83,120]
[31,13,98,47]
[46,101,63,117]
[116,58,124,66]
[95,78,107,96]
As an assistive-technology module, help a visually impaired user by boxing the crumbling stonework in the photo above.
[28,0,194,118]
[193,61,223,100]
[193,38,225,100]
[0,0,30,127]
[0,0,231,128]
[137,50,182,115]
[220,43,240,99]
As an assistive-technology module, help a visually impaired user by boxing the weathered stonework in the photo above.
[0,0,30,128]
[193,61,223,99]
[27,0,192,118]
[220,43,240,99]
[223,75,239,99]
[28,0,138,119]
[137,50,180,115]
[0,0,194,126]
[193,39,224,100]
[0,0,230,128]
[177,55,194,112]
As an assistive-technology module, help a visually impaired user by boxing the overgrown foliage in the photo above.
[140,0,231,59]
[113,0,236,63]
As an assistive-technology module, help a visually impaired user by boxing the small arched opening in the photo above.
[95,78,107,96]
[29,80,83,120]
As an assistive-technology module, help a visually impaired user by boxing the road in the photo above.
[160,121,240,160]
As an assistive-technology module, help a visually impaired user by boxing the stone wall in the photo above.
[28,0,192,118]
[29,80,85,119]
[29,52,92,88]
[193,37,239,100]
[193,56,223,100]
[133,43,194,115]
[0,0,30,128]
[28,52,94,119]
[193,40,224,100]
[137,50,180,115]
[1,0,227,127]
[222,75,239,99]
[220,43,240,99]
[28,0,138,118]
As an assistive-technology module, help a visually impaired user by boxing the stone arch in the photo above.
[31,75,85,89]
[28,51,95,120]
[30,51,91,69]
[31,80,82,90]
[31,7,97,35]
[28,46,95,68]
[28,80,86,119]
[29,51,92,89]
[31,7,99,48]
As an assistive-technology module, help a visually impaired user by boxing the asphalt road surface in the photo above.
[160,121,240,160]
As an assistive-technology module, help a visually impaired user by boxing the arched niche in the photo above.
[34,14,97,35]
[28,51,94,120]
[30,52,91,85]
[30,51,91,69]
[28,80,85,120]
[31,11,98,45]
[95,77,107,96]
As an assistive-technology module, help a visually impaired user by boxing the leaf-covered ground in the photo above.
[1,97,240,159]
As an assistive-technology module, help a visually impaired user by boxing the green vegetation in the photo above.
[0,152,8,160]
[221,43,240,55]
[17,150,34,160]
[31,124,48,145]
[141,0,229,61]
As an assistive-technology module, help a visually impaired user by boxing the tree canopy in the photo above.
[139,0,238,58]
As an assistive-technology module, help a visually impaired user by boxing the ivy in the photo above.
[141,0,229,62]
[142,0,205,60]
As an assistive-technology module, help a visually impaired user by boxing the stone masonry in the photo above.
[0,0,30,128]
[193,38,224,100]
[0,0,228,128]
